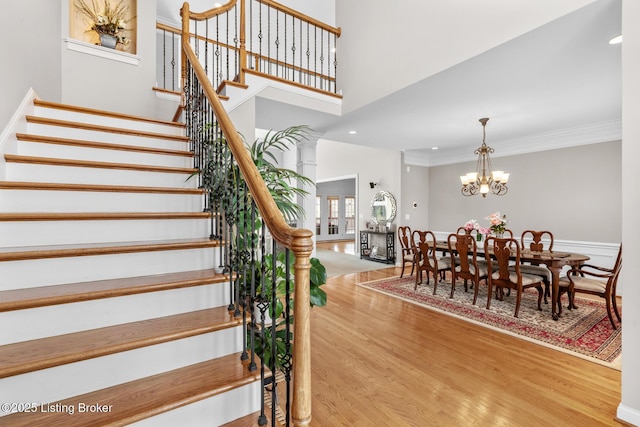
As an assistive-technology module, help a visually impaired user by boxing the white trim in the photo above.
[0,88,38,180]
[617,404,640,427]
[317,174,358,184]
[405,119,622,167]
[154,90,181,102]
[64,38,141,66]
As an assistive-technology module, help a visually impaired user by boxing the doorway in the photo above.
[316,176,358,250]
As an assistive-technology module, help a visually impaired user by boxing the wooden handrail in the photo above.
[256,0,341,36]
[186,0,238,21]
[181,3,314,426]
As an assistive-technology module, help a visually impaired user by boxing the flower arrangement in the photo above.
[74,0,131,45]
[463,219,479,233]
[462,219,490,241]
[486,212,508,236]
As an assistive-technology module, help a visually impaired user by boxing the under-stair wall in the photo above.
[0,98,263,425]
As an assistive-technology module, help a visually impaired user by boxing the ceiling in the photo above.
[159,0,622,166]
[253,0,622,166]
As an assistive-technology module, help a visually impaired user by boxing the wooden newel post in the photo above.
[291,229,314,427]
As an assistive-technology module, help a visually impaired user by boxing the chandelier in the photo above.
[460,118,509,197]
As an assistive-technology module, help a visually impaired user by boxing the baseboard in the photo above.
[0,88,38,180]
[617,403,640,426]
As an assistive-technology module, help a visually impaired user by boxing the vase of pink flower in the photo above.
[463,220,490,242]
[486,212,508,237]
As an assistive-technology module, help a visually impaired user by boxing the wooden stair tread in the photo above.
[0,212,210,221]
[16,133,192,157]
[0,269,227,312]
[34,99,186,129]
[26,116,189,142]
[0,353,260,426]
[0,180,203,194]
[0,238,220,262]
[222,410,284,427]
[5,154,197,175]
[0,306,241,378]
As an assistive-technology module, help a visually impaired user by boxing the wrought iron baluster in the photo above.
[275,10,280,78]
[171,31,177,91]
[319,28,324,91]
[269,239,278,425]
[313,25,317,89]
[283,247,292,427]
[332,32,337,93]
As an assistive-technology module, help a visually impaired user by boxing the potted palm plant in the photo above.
[194,124,327,372]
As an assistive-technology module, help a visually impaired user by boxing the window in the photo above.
[327,197,339,235]
[345,196,355,234]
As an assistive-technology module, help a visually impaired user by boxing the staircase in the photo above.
[0,99,263,425]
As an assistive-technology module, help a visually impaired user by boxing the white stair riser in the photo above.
[5,163,195,188]
[16,141,192,168]
[26,123,189,152]
[0,218,211,247]
[1,247,220,289]
[0,190,204,213]
[131,383,262,427]
[34,106,185,136]
[0,283,232,345]
[0,328,243,412]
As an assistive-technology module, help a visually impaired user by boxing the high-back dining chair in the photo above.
[517,230,554,304]
[485,236,544,317]
[448,233,488,304]
[398,226,415,278]
[565,244,622,329]
[412,230,452,293]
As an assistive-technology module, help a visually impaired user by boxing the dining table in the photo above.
[435,239,590,320]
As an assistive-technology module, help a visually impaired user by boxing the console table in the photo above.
[360,230,395,264]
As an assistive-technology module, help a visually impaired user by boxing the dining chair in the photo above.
[448,233,488,304]
[413,230,452,293]
[564,244,622,329]
[485,236,544,317]
[516,230,554,304]
[398,226,415,278]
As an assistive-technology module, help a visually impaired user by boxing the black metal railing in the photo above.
[184,39,297,426]
[248,0,340,93]
[156,0,340,95]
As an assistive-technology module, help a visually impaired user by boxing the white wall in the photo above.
[316,139,401,238]
[61,1,162,119]
[619,0,640,424]
[335,0,596,114]
[400,160,430,231]
[1,1,63,131]
[428,141,621,243]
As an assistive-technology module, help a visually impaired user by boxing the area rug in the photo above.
[358,276,621,369]
[315,249,391,277]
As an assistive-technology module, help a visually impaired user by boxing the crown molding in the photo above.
[404,119,622,167]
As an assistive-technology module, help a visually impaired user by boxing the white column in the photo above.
[297,138,319,256]
[618,1,640,425]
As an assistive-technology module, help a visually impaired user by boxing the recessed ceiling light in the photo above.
[348,130,357,134]
[432,147,439,150]
[609,35,622,45]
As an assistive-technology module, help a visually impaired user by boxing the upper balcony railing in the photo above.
[157,0,341,98]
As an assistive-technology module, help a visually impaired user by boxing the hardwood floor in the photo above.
[309,242,623,426]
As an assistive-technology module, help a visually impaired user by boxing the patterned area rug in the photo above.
[358,275,621,368]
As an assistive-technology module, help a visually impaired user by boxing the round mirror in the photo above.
[370,190,397,225]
